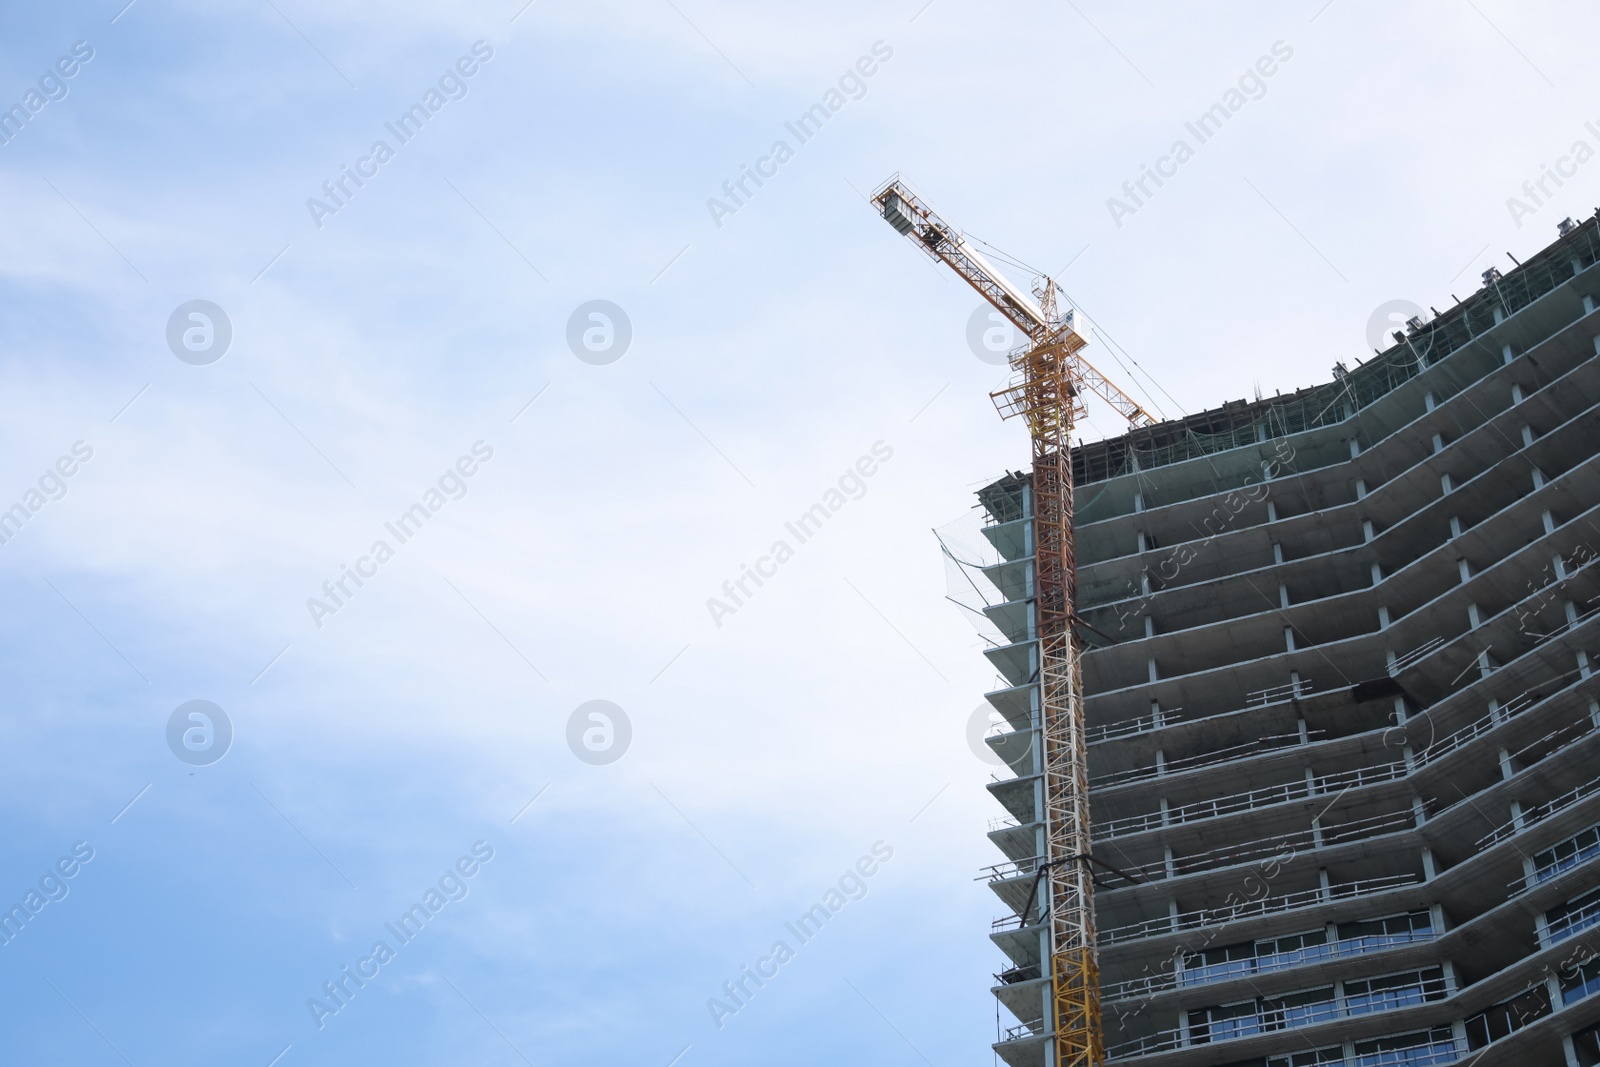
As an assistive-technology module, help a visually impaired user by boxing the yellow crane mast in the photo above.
[871,174,1156,1067]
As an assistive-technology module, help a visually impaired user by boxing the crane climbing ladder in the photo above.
[871,174,1156,1067]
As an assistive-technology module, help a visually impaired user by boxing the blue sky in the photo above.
[0,1,1596,1064]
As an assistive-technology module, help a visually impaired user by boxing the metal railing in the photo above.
[1098,873,1420,945]
[1116,809,1417,883]
[1480,769,1600,850]
[1091,729,1322,789]
[1095,760,1410,840]
[1102,929,1437,1001]
[1088,706,1187,745]
[1104,975,1450,1060]
[980,854,1043,882]
[999,1020,1048,1044]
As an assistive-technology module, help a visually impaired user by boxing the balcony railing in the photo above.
[1104,976,1450,1060]
[1513,825,1600,896]
[1548,899,1600,944]
[1096,761,1410,840]
[1102,929,1437,1002]
[980,855,1043,882]
[1479,769,1600,849]
[1092,729,1322,789]
[998,1020,1047,1044]
[1116,808,1416,883]
[1088,706,1188,745]
[1093,667,1592,846]
[1098,873,1420,945]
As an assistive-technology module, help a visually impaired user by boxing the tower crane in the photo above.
[871,174,1156,1067]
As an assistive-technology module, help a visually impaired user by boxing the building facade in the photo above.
[977,215,1600,1066]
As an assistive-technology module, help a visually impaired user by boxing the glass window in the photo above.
[1338,911,1433,952]
[1268,1048,1344,1067]
[1352,1027,1457,1066]
[1257,929,1331,973]
[1344,968,1444,1015]
[1189,999,1259,1043]
[1562,953,1600,1006]
[1183,940,1262,985]
[1260,987,1337,1031]
[1534,824,1600,883]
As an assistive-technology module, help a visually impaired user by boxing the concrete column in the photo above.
[1451,1018,1470,1055]
[1523,425,1537,448]
[1513,383,1526,404]
[1422,847,1438,880]
[1548,971,1568,1015]
[1432,432,1446,453]
[1563,1033,1581,1067]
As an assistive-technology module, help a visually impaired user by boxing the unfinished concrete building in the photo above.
[966,215,1600,1066]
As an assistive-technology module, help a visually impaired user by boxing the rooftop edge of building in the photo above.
[1068,211,1600,489]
